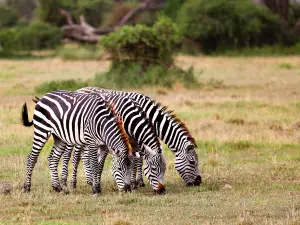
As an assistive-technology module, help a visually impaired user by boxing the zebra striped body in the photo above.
[21,90,132,194]
[62,93,166,193]
[78,87,202,186]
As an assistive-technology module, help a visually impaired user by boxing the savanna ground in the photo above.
[1,55,300,225]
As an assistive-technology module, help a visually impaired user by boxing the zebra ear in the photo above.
[143,144,156,157]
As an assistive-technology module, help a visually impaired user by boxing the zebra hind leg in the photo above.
[71,145,83,189]
[24,131,51,193]
[81,146,93,187]
[61,144,73,190]
[136,156,145,187]
[48,137,67,193]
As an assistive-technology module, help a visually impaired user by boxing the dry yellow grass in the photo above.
[1,56,300,224]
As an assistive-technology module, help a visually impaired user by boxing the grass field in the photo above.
[1,56,300,224]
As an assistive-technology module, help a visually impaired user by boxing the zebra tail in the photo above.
[21,103,33,127]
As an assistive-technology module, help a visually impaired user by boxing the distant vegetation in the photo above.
[2,0,300,89]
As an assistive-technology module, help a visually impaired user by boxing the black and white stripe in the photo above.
[79,87,202,186]
[61,92,166,193]
[21,90,132,194]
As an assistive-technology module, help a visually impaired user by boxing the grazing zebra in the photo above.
[77,87,202,186]
[60,93,166,194]
[21,90,133,194]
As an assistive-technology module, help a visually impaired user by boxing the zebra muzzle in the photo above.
[154,183,166,195]
[123,184,131,193]
[193,175,202,186]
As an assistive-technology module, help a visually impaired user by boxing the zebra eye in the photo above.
[189,160,195,165]
[186,145,194,152]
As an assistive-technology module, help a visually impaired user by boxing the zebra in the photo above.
[77,87,202,186]
[21,90,134,194]
[60,93,166,194]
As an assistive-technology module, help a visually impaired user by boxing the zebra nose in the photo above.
[154,183,166,195]
[193,175,202,186]
[123,184,131,192]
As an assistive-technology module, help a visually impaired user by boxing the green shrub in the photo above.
[211,43,300,56]
[0,5,19,28]
[99,17,198,88]
[74,0,113,27]
[37,0,74,25]
[0,21,62,54]
[101,16,181,66]
[163,0,185,22]
[55,44,103,60]
[0,27,21,53]
[94,62,198,89]
[35,79,90,94]
[20,21,62,50]
[6,0,36,20]
[178,0,285,53]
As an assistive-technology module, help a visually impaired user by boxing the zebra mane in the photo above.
[155,100,197,147]
[107,103,132,154]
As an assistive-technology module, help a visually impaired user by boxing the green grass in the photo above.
[1,56,300,224]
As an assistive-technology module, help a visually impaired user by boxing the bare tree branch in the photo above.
[59,9,74,25]
[118,0,153,26]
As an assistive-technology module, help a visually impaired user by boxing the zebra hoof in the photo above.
[92,185,101,194]
[62,186,69,195]
[131,181,138,190]
[123,184,131,193]
[53,185,62,192]
[61,179,67,187]
[71,182,77,189]
[23,184,31,193]
[137,180,145,187]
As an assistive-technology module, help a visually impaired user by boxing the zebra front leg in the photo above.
[61,144,74,188]
[136,156,145,187]
[88,145,101,194]
[70,145,83,189]
[24,131,50,193]
[130,157,138,190]
[81,146,93,186]
[97,146,109,187]
[48,137,67,192]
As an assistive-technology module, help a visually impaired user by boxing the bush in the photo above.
[37,0,74,25]
[20,21,62,50]
[35,79,90,94]
[0,5,19,28]
[0,21,62,53]
[74,0,113,27]
[0,28,21,54]
[98,17,198,89]
[162,0,185,22]
[6,0,36,20]
[94,62,197,89]
[55,44,103,60]
[101,16,181,66]
[178,0,285,53]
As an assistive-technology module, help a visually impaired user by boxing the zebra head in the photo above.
[110,150,135,192]
[102,112,134,192]
[174,136,202,186]
[142,144,166,194]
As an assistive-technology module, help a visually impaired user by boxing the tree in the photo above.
[6,0,37,20]
[263,0,289,22]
